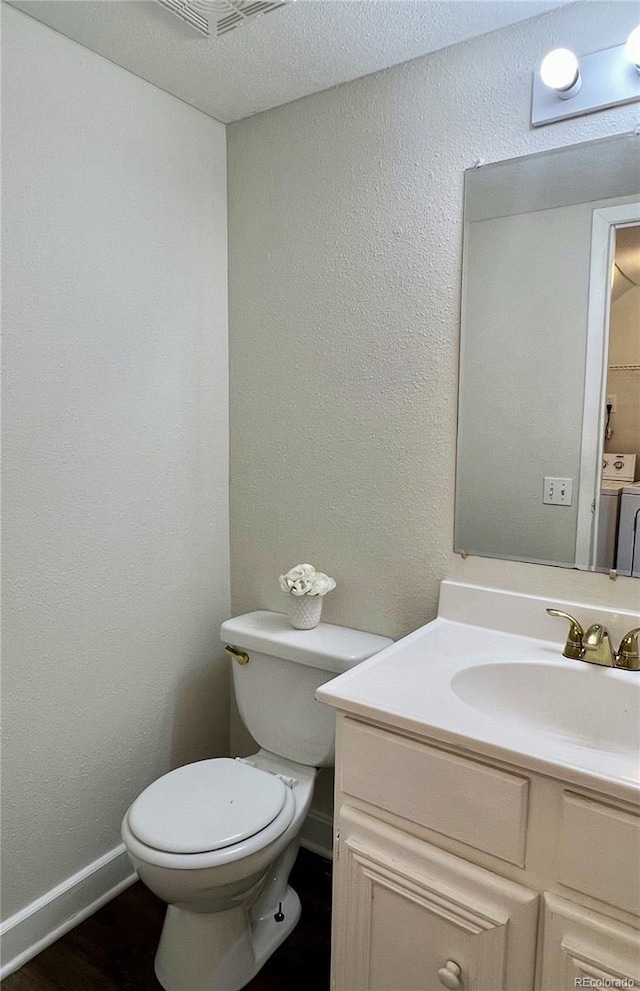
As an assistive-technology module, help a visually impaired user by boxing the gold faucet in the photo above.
[546,610,640,671]
[617,628,640,670]
[582,623,613,667]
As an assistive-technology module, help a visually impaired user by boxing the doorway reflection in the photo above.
[598,224,640,576]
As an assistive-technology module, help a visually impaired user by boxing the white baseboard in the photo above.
[1,816,331,979]
[0,843,137,979]
[300,808,333,861]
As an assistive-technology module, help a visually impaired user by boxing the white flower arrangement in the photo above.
[279,563,337,597]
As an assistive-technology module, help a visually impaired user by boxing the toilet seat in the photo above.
[123,758,297,870]
[128,758,290,854]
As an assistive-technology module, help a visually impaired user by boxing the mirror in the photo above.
[455,133,640,576]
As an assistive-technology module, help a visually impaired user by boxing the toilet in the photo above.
[121,610,392,991]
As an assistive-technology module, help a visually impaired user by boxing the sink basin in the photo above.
[316,582,640,800]
[451,661,639,757]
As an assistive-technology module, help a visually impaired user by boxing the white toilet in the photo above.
[121,610,392,991]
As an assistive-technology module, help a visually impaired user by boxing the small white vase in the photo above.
[285,594,323,630]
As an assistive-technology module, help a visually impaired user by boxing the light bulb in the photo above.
[540,48,582,98]
[625,25,640,70]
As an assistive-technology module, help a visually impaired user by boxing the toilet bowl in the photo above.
[122,751,316,990]
[122,752,314,911]
[121,610,392,991]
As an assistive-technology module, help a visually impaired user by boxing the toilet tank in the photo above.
[220,611,392,767]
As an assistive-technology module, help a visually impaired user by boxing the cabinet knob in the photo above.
[437,960,462,989]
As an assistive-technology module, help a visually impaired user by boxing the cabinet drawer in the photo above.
[339,718,529,866]
[538,892,640,989]
[558,791,640,915]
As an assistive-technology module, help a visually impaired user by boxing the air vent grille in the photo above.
[157,0,286,37]
[157,0,209,35]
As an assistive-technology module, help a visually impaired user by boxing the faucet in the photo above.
[546,609,640,671]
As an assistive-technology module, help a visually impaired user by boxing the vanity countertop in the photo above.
[316,582,640,805]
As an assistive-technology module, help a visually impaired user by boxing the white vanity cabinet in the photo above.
[330,715,640,991]
[333,805,538,991]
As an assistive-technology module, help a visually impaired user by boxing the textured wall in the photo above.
[1,7,229,920]
[227,0,640,643]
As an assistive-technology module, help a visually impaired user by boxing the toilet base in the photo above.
[154,885,301,991]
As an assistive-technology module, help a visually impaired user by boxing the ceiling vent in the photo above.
[157,0,286,37]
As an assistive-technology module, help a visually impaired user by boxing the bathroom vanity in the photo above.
[316,582,640,990]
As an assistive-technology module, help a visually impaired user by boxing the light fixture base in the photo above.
[532,42,640,127]
[557,73,582,100]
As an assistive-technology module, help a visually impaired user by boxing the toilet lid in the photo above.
[127,758,288,854]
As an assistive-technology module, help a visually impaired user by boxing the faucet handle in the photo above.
[615,628,640,671]
[546,609,585,660]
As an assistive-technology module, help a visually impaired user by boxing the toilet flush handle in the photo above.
[225,644,250,665]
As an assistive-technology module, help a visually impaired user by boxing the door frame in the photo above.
[575,202,640,571]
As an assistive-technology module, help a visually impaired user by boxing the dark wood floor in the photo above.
[3,849,332,991]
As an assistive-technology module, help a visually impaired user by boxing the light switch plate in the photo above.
[543,477,573,506]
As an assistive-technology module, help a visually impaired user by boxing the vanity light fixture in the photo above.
[539,48,582,99]
[532,32,640,126]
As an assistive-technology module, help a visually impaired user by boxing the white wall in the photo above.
[227,0,639,649]
[1,4,229,929]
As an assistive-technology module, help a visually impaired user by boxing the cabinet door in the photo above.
[537,893,640,990]
[332,805,538,991]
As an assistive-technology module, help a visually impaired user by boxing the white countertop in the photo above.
[316,583,640,805]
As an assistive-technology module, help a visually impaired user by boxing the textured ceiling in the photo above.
[6,0,567,122]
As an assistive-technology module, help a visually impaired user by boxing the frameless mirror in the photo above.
[455,133,640,576]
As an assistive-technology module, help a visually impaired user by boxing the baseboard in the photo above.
[1,816,330,979]
[300,808,333,861]
[0,843,137,979]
